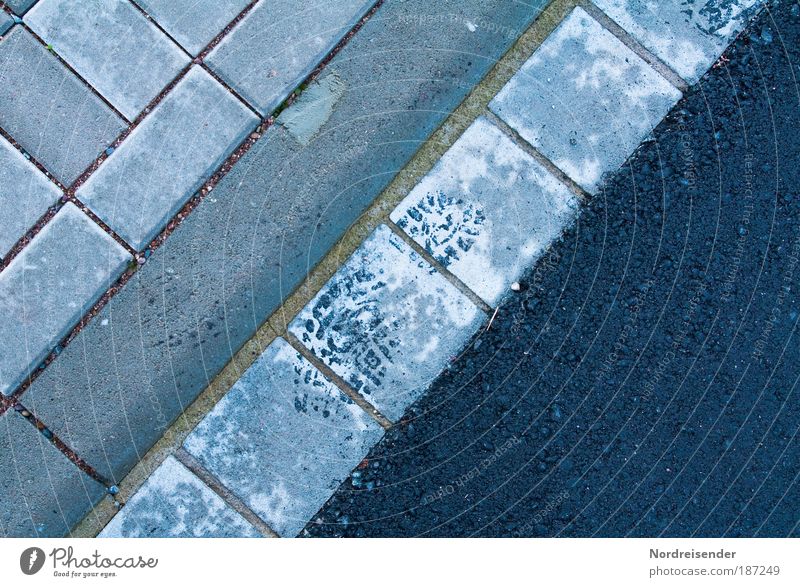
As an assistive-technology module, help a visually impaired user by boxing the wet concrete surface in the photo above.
[307,0,800,537]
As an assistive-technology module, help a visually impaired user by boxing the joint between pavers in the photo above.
[580,0,690,93]
[484,109,590,202]
[174,447,278,537]
[385,219,494,314]
[284,332,394,431]
[199,62,263,119]
[195,0,261,61]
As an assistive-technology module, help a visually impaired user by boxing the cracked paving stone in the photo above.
[595,0,767,83]
[25,0,190,120]
[390,116,579,307]
[99,456,260,538]
[489,6,682,193]
[0,26,126,184]
[0,135,61,258]
[288,224,486,421]
[183,337,384,537]
[0,202,130,395]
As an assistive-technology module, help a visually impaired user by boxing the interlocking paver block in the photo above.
[0,410,106,537]
[99,456,260,537]
[206,0,374,114]
[184,337,383,537]
[132,0,250,56]
[490,7,681,193]
[0,136,61,257]
[0,203,130,395]
[595,0,766,83]
[390,117,579,307]
[25,0,190,120]
[288,225,485,421]
[5,0,37,16]
[0,27,126,184]
[0,12,13,35]
[78,66,259,250]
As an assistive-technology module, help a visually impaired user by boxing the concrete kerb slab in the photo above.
[75,0,579,537]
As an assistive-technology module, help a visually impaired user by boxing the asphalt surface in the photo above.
[306,0,800,537]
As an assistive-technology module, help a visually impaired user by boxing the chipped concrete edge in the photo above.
[73,0,579,538]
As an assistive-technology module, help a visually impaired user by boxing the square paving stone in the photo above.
[5,0,38,16]
[184,337,384,537]
[25,0,190,120]
[99,456,260,537]
[390,117,579,307]
[288,224,485,421]
[595,0,766,83]
[0,410,106,537]
[205,0,375,114]
[78,66,259,250]
[0,135,61,258]
[132,0,250,56]
[489,6,681,193]
[0,27,126,184]
[0,202,130,395]
[0,12,13,35]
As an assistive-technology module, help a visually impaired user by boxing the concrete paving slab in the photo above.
[288,225,484,421]
[21,0,547,489]
[0,203,130,395]
[390,117,579,307]
[78,66,259,250]
[205,0,374,114]
[490,6,681,193]
[0,410,106,537]
[0,12,13,35]
[184,337,383,537]
[99,456,259,537]
[132,0,250,56]
[595,0,766,83]
[5,0,37,16]
[0,135,61,258]
[25,0,190,120]
[0,27,126,184]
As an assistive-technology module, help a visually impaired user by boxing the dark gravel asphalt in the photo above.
[305,0,800,537]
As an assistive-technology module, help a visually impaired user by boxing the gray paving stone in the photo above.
[133,0,250,56]
[78,66,258,250]
[21,0,547,489]
[5,0,37,16]
[490,7,681,193]
[0,12,13,35]
[0,410,106,537]
[390,117,579,307]
[0,27,126,184]
[0,203,130,395]
[25,0,190,120]
[184,337,383,537]
[206,0,375,114]
[0,135,61,258]
[288,225,485,421]
[595,0,766,83]
[99,456,259,537]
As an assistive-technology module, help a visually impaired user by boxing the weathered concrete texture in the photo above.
[99,456,259,537]
[391,117,579,306]
[0,410,106,537]
[22,0,547,489]
[0,203,130,395]
[289,225,484,421]
[78,66,258,250]
[490,7,681,193]
[184,337,382,537]
[595,0,766,83]
[0,13,13,35]
[0,27,126,184]
[132,0,250,56]
[0,135,61,257]
[206,0,375,114]
[5,0,37,16]
[25,0,190,120]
